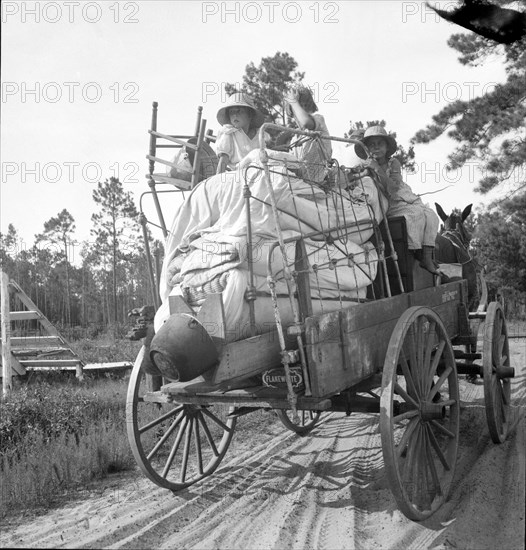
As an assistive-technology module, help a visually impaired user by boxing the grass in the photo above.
[0,334,284,518]
[0,373,284,517]
[69,329,142,364]
[0,374,133,516]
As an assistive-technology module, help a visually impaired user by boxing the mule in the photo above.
[435,203,480,311]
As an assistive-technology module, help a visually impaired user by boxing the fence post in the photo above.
[1,271,12,398]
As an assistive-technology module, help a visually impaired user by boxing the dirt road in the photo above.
[1,331,524,550]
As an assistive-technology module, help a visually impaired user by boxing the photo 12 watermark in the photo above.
[401,1,458,23]
[2,81,140,104]
[1,161,141,185]
[405,161,526,186]
[202,81,340,105]
[402,81,499,104]
[1,1,140,24]
[201,1,340,24]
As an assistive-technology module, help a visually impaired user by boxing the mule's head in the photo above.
[435,203,472,246]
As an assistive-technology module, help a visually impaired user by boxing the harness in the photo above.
[441,228,481,271]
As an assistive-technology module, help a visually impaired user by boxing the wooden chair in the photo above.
[146,102,218,192]
[139,103,219,308]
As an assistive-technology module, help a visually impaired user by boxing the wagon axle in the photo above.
[455,363,515,379]
[419,402,447,421]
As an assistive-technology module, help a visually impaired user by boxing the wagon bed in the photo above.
[127,116,514,522]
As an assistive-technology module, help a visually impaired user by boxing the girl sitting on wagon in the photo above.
[283,85,332,184]
[215,92,267,174]
[356,125,442,276]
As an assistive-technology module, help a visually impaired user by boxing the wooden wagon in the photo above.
[126,112,514,521]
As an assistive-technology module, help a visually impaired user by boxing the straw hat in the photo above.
[216,92,265,127]
[354,125,397,159]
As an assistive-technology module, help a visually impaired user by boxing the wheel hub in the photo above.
[419,402,446,421]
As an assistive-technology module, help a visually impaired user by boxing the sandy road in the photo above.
[1,332,524,550]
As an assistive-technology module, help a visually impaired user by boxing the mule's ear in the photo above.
[461,204,473,221]
[435,203,448,222]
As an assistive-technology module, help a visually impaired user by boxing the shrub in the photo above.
[0,377,132,515]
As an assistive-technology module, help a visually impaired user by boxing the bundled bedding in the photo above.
[155,149,388,341]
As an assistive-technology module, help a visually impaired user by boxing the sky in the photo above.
[1,0,512,259]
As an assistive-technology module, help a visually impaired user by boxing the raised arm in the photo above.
[284,89,315,130]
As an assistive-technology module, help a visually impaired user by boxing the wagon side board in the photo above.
[208,328,291,384]
[305,280,467,398]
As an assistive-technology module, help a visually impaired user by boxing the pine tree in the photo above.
[474,190,526,292]
[89,177,140,328]
[224,52,305,126]
[413,3,525,196]
[35,209,76,325]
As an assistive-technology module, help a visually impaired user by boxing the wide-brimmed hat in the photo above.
[354,125,397,159]
[216,92,265,127]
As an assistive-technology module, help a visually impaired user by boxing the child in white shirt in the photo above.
[215,93,266,174]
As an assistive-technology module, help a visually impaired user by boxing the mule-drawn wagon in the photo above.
[126,104,515,521]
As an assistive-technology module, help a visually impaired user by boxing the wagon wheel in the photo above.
[276,409,321,435]
[380,307,460,521]
[483,302,512,444]
[126,346,236,491]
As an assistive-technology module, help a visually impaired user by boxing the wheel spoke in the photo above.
[139,404,185,434]
[497,333,506,361]
[495,390,506,431]
[395,382,419,408]
[496,314,503,341]
[162,415,189,478]
[416,317,425,372]
[399,351,419,402]
[427,340,446,389]
[501,382,510,406]
[425,423,451,471]
[417,428,431,510]
[197,409,220,457]
[393,409,419,423]
[201,407,232,433]
[495,382,507,419]
[403,423,421,488]
[396,417,419,458]
[408,327,421,394]
[180,417,194,483]
[423,426,443,497]
[429,365,452,401]
[193,416,203,476]
[410,427,424,503]
[146,409,185,461]
[430,419,455,439]
[499,394,507,424]
[423,321,436,388]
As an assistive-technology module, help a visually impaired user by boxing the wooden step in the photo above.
[11,347,71,356]
[10,336,64,346]
[83,362,133,371]
[15,363,130,373]
[18,359,82,367]
[10,311,40,321]
[0,358,26,376]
